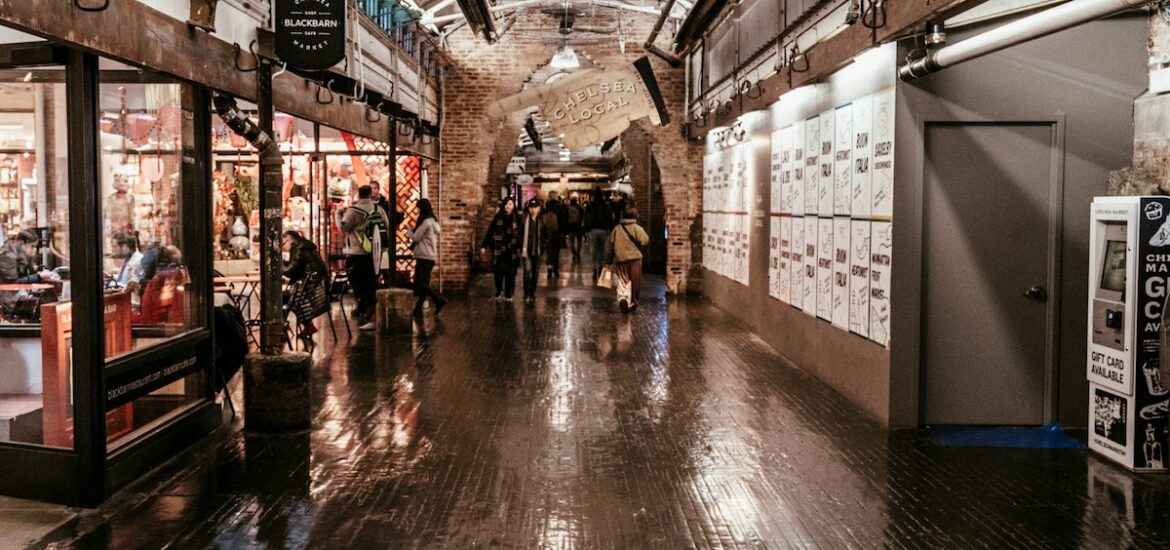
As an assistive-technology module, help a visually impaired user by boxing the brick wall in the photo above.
[437,10,703,293]
[1140,12,1170,186]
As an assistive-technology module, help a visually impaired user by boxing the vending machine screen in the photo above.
[1100,240,1127,293]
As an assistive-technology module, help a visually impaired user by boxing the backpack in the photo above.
[354,205,390,254]
[567,205,583,225]
[214,304,248,392]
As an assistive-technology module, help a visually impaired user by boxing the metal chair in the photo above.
[328,268,352,338]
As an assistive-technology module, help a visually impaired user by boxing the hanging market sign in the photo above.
[276,0,347,70]
[487,57,670,149]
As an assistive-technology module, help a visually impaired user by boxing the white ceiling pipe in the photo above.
[425,0,459,16]
[900,0,1152,80]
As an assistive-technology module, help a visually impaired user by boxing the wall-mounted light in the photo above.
[550,43,580,69]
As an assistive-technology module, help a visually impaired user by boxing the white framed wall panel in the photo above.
[832,217,850,330]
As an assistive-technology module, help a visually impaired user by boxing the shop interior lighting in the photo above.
[550,43,580,69]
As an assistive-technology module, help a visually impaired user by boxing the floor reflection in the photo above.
[46,258,1170,549]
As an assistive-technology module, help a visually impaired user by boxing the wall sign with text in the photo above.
[276,0,348,70]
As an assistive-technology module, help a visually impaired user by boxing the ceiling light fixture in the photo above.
[550,43,579,69]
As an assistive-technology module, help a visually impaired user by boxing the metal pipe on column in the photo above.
[211,68,283,355]
[899,0,1152,80]
[255,62,285,355]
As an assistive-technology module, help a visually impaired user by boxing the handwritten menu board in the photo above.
[703,142,752,285]
[764,89,896,347]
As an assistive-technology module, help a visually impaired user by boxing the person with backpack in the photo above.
[410,198,447,315]
[335,185,390,330]
[565,197,585,263]
[369,180,401,286]
[584,188,615,281]
[605,207,649,314]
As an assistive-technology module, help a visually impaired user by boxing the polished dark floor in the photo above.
[41,262,1170,549]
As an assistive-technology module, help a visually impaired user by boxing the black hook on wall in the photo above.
[366,103,383,123]
[233,42,259,73]
[315,82,335,105]
[74,0,110,12]
[398,118,415,136]
[745,81,764,99]
[789,45,810,73]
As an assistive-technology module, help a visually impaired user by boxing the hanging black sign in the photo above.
[275,0,347,70]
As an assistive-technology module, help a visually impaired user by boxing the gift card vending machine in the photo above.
[1088,197,1168,471]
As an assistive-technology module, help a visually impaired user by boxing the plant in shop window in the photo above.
[212,169,258,260]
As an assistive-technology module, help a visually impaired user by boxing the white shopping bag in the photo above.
[615,276,632,303]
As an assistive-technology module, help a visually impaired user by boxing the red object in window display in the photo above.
[126,113,156,146]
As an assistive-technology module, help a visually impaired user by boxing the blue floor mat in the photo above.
[929,423,1086,449]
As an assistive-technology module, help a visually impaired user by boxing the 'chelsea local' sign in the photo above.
[276,0,347,70]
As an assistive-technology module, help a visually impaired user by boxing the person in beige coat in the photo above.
[604,207,650,313]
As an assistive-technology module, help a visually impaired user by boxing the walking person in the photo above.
[605,207,649,314]
[541,197,562,283]
[544,191,564,280]
[335,185,390,330]
[410,198,447,316]
[566,197,585,263]
[480,198,521,301]
[584,188,615,281]
[520,198,545,302]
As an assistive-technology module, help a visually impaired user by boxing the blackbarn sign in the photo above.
[275,0,347,70]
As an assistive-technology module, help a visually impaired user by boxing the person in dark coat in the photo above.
[282,231,327,284]
[520,198,545,302]
[0,229,57,314]
[565,197,585,263]
[480,198,521,301]
[544,191,565,280]
[584,188,615,280]
[282,231,329,338]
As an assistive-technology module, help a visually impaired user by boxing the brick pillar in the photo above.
[1139,13,1170,186]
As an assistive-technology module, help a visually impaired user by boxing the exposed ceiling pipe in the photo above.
[644,0,684,67]
[455,0,497,41]
[899,0,1152,80]
[672,0,726,57]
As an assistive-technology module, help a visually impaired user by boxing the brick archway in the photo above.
[439,11,702,294]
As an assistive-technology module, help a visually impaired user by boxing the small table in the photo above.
[213,275,261,318]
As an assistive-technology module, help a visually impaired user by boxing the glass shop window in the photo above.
[0,29,74,448]
[99,59,207,447]
[98,60,204,353]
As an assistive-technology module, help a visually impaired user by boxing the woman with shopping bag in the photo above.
[603,207,649,313]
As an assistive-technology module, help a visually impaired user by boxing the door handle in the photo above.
[1024,285,1048,301]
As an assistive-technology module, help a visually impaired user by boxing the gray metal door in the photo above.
[922,123,1057,426]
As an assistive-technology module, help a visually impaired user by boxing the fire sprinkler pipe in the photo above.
[645,0,683,67]
[899,0,1152,80]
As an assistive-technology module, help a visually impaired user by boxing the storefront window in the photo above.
[0,63,73,449]
[98,61,201,352]
[99,59,207,447]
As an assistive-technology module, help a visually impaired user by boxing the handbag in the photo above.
[620,224,646,253]
[597,266,615,289]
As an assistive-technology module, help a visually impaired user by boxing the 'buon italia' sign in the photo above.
[487,58,670,149]
[276,0,347,70]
